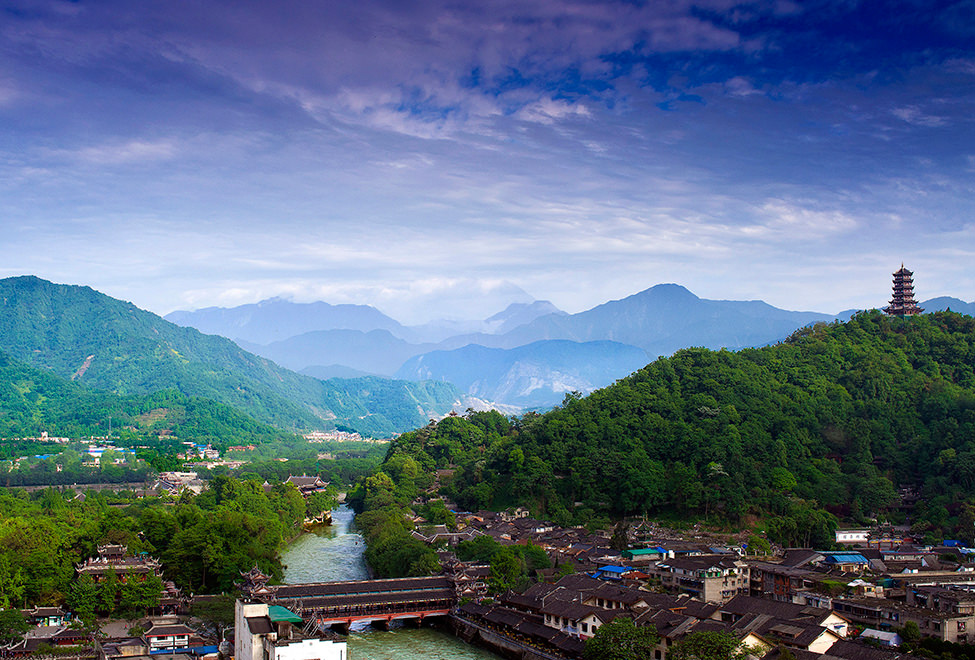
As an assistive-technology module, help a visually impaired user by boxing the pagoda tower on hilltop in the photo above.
[883,264,923,316]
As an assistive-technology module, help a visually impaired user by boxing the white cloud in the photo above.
[515,98,592,125]
[742,200,859,240]
[891,106,947,127]
[724,76,761,97]
[48,139,178,165]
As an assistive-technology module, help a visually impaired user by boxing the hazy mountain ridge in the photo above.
[238,329,437,377]
[166,297,408,345]
[161,283,972,410]
[396,340,649,408]
[490,284,840,352]
[0,276,460,436]
[921,297,975,316]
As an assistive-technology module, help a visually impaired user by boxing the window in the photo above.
[582,623,588,633]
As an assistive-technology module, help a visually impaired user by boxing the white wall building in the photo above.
[235,600,346,660]
[835,529,870,545]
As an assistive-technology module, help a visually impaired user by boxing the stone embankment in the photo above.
[451,615,572,660]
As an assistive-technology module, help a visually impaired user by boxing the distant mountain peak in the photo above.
[486,300,565,323]
[635,283,698,299]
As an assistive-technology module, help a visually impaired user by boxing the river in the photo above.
[281,505,502,660]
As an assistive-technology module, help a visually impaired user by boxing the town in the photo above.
[5,481,975,660]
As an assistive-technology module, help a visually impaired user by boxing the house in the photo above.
[654,556,746,603]
[622,547,670,562]
[860,629,903,647]
[3,625,90,657]
[20,606,69,627]
[457,601,586,657]
[713,595,850,639]
[235,600,346,660]
[635,611,768,660]
[540,599,627,638]
[98,636,150,660]
[819,552,870,573]
[589,565,629,581]
[746,561,819,602]
[143,621,196,653]
[285,475,329,497]
[833,596,975,643]
[154,472,206,496]
[501,574,657,638]
[75,545,163,584]
[906,585,975,615]
[410,526,483,546]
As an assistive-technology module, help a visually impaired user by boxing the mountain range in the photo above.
[0,276,460,437]
[167,283,876,407]
[5,275,969,434]
[168,284,975,409]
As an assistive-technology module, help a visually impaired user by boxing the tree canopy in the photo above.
[371,312,975,543]
[583,618,659,660]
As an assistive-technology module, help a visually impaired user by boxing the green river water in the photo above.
[281,505,502,660]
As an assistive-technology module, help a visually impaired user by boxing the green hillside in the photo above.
[378,311,975,546]
[0,349,298,445]
[0,276,460,436]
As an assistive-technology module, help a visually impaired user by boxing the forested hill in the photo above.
[0,276,460,436]
[382,311,975,547]
[0,349,299,446]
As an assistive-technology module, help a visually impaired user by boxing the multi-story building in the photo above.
[654,556,746,603]
[235,600,346,660]
[833,596,975,644]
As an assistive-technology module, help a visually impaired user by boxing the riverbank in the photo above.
[282,505,369,583]
[280,505,503,659]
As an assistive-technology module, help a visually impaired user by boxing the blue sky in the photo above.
[1,0,973,323]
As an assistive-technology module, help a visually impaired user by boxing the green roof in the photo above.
[267,605,303,623]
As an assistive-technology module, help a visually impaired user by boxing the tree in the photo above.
[583,618,659,660]
[68,574,99,623]
[97,568,120,615]
[489,547,525,593]
[191,594,237,641]
[0,609,29,643]
[745,535,771,557]
[900,620,921,644]
[611,522,630,552]
[669,631,751,660]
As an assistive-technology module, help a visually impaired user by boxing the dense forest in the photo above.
[0,476,336,609]
[375,311,975,548]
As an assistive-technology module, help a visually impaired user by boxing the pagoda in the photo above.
[883,264,923,316]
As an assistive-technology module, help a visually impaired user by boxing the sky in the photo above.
[1,0,973,324]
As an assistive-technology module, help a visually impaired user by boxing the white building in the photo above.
[235,600,346,660]
[834,529,870,545]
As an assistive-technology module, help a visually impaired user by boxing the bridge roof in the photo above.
[272,576,451,599]
[280,587,454,612]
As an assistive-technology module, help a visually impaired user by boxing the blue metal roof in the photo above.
[824,553,868,563]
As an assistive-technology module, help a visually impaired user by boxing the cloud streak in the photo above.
[0,0,972,321]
